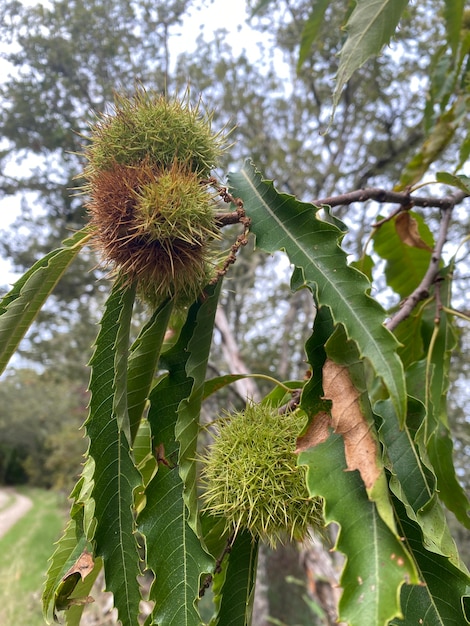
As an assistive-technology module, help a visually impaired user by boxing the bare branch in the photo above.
[313,187,468,211]
[221,179,467,332]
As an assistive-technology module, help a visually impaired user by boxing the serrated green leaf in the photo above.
[133,418,153,468]
[176,282,221,533]
[127,299,173,442]
[350,253,374,281]
[296,0,330,71]
[77,456,97,541]
[393,310,425,368]
[228,161,406,423]
[419,278,470,529]
[0,227,90,374]
[145,300,198,460]
[139,299,216,626]
[390,497,470,626]
[301,306,333,416]
[323,327,400,532]
[421,287,453,438]
[64,557,103,626]
[405,360,427,405]
[443,0,464,55]
[373,212,433,299]
[140,466,213,626]
[86,279,143,626]
[299,433,418,626]
[43,513,87,623]
[333,0,408,111]
[436,171,470,193]
[51,547,101,625]
[428,427,470,529]
[375,398,466,569]
[113,281,136,441]
[133,419,157,507]
[200,512,230,561]
[44,460,98,623]
[213,531,258,626]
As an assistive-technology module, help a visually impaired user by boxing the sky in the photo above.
[181,0,250,51]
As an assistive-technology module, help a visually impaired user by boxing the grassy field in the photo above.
[0,487,65,626]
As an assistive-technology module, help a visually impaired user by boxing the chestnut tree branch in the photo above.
[313,186,466,331]
[221,181,467,333]
[313,187,467,211]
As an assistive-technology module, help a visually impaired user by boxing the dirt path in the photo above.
[0,488,33,539]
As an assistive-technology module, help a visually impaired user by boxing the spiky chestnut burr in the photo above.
[84,89,226,176]
[82,90,227,303]
[201,403,324,547]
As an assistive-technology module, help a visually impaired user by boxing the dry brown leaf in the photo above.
[395,212,432,251]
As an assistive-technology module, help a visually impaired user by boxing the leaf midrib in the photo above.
[240,168,402,416]
[342,0,398,64]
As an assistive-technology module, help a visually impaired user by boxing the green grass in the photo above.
[0,487,65,626]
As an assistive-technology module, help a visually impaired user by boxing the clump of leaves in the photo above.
[201,403,324,547]
[82,89,227,303]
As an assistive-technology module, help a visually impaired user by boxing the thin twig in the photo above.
[213,180,467,331]
[372,204,408,227]
[441,306,470,322]
[209,181,251,284]
[277,388,302,414]
[313,187,467,210]
[199,531,236,597]
[434,278,444,324]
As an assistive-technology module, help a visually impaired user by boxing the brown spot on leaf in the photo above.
[62,550,94,582]
[296,411,331,452]
[322,359,380,489]
[53,551,95,618]
[296,360,380,490]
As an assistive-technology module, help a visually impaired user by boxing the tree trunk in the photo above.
[215,306,261,402]
[300,533,346,626]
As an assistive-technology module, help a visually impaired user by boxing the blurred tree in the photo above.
[0,368,87,490]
